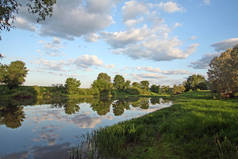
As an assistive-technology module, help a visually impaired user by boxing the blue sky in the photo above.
[0,0,238,87]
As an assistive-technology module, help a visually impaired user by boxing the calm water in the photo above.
[0,97,172,159]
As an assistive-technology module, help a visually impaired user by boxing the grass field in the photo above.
[80,91,238,159]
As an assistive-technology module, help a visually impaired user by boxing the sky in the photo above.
[0,0,238,88]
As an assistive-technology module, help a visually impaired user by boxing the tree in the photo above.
[0,64,7,83]
[92,73,112,97]
[124,80,131,90]
[184,74,207,91]
[150,84,160,93]
[113,75,125,90]
[132,82,140,88]
[0,0,56,39]
[97,73,111,82]
[172,84,185,95]
[2,61,28,88]
[208,46,238,96]
[65,78,81,95]
[140,80,149,90]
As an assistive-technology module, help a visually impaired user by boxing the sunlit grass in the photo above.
[73,91,238,159]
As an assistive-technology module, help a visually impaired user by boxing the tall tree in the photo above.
[97,73,111,82]
[3,61,28,88]
[208,46,238,96]
[150,84,160,93]
[65,78,81,95]
[113,75,125,90]
[0,0,56,39]
[184,74,207,91]
[140,80,149,90]
[92,73,112,97]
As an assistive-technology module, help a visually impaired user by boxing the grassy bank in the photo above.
[81,91,238,159]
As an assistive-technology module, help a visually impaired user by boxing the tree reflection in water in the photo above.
[0,106,25,129]
[90,98,112,115]
[0,96,157,129]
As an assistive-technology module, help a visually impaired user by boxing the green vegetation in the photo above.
[208,45,238,97]
[79,91,238,159]
[0,61,28,89]
[183,74,208,91]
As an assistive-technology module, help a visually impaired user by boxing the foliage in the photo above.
[208,46,238,97]
[184,74,207,91]
[132,82,140,88]
[2,61,28,89]
[160,85,171,94]
[172,84,185,95]
[113,75,125,90]
[150,84,160,93]
[0,0,56,39]
[97,72,111,82]
[65,78,81,95]
[140,80,149,90]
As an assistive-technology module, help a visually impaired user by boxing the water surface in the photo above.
[0,97,172,159]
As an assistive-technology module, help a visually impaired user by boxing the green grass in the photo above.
[79,91,238,159]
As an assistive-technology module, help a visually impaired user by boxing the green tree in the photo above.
[184,74,207,91]
[2,61,28,89]
[140,80,149,90]
[92,79,112,97]
[124,80,131,90]
[0,0,56,39]
[65,78,81,95]
[113,75,125,90]
[172,84,185,95]
[150,84,160,93]
[208,46,238,96]
[0,64,7,83]
[132,82,140,88]
[97,73,111,82]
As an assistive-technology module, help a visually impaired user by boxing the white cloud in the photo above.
[189,53,220,69]
[101,25,150,48]
[14,17,36,31]
[39,37,63,57]
[84,33,100,42]
[174,22,182,28]
[157,1,183,13]
[189,36,197,40]
[122,0,148,21]
[16,0,118,40]
[36,55,111,71]
[74,55,103,69]
[136,66,190,75]
[211,38,238,51]
[203,0,211,5]
[131,73,165,80]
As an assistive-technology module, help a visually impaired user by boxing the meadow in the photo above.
[77,91,238,159]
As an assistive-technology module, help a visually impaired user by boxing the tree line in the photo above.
[1,45,238,98]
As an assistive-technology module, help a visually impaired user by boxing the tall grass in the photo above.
[72,91,238,159]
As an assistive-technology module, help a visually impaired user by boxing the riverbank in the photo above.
[81,91,238,159]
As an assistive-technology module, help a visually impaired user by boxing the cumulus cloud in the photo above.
[14,17,36,31]
[157,1,183,13]
[36,54,113,71]
[211,38,238,51]
[84,33,100,42]
[74,55,103,69]
[122,0,148,21]
[16,0,118,40]
[136,66,190,75]
[189,53,220,69]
